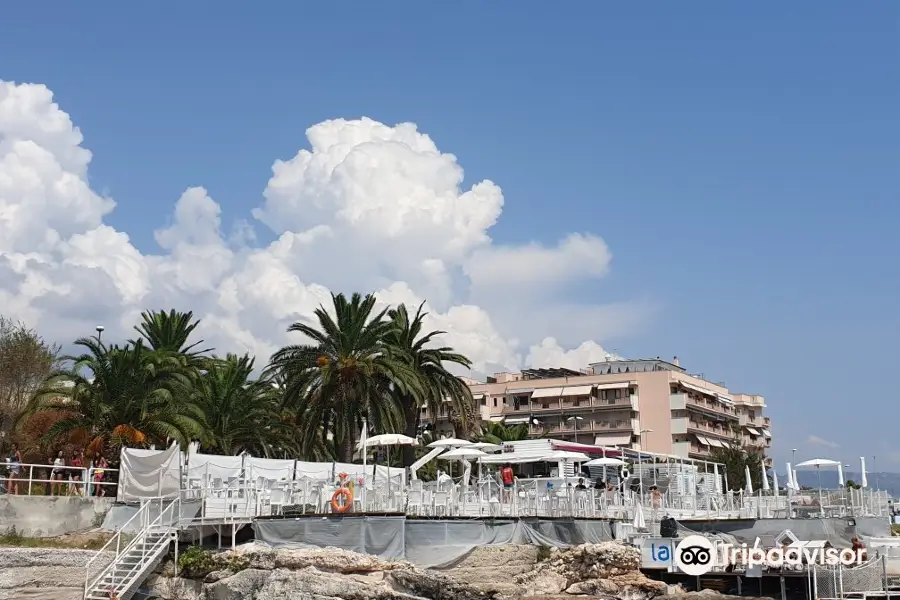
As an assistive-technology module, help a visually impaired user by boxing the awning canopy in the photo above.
[504,416,531,424]
[717,394,734,404]
[507,388,534,396]
[488,415,505,422]
[531,387,563,399]
[706,437,725,448]
[745,426,761,436]
[551,441,623,457]
[761,429,771,438]
[594,434,631,447]
[472,393,485,400]
[695,435,711,446]
[559,385,594,397]
[595,382,631,390]
[678,380,719,398]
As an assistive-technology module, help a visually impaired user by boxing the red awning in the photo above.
[550,441,623,457]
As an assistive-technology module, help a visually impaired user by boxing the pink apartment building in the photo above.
[422,357,772,464]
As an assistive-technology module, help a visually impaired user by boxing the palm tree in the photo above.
[133,309,212,368]
[192,354,291,457]
[385,302,474,466]
[24,337,203,456]
[477,421,530,445]
[267,293,421,462]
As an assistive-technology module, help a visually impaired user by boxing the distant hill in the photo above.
[790,470,900,498]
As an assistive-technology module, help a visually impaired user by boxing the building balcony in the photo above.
[686,420,736,442]
[529,419,634,437]
[685,395,739,419]
[502,396,635,415]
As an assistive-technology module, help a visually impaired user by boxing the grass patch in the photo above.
[0,526,117,550]
[891,524,900,537]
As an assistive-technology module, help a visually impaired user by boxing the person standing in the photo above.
[50,451,65,496]
[500,463,515,502]
[7,445,21,495]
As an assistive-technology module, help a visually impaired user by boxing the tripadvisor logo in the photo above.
[674,535,865,576]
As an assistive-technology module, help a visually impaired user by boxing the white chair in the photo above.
[432,490,450,516]
[407,489,424,515]
[269,488,285,516]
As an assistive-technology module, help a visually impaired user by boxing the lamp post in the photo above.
[567,416,583,444]
[639,428,653,499]
[95,325,105,343]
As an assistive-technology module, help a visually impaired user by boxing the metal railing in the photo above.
[84,498,179,600]
[2,462,118,497]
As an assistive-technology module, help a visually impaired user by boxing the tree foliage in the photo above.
[710,441,765,492]
[14,295,478,466]
[0,317,60,442]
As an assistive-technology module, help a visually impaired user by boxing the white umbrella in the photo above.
[632,501,646,529]
[761,463,770,491]
[427,438,473,448]
[793,469,799,491]
[860,457,868,488]
[772,469,779,495]
[357,433,417,499]
[838,463,845,487]
[359,433,418,448]
[796,458,840,511]
[745,465,753,494]
[439,447,487,460]
[786,462,795,491]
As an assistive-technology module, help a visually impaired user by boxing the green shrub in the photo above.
[177,546,219,578]
[176,546,250,578]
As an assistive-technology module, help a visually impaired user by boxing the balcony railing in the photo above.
[530,420,633,436]
[686,420,734,440]
[503,396,633,415]
[685,395,738,418]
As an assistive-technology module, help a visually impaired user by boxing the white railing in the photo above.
[2,462,118,497]
[83,498,179,600]
[84,499,151,596]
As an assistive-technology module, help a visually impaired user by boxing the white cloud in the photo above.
[0,81,644,374]
[807,435,840,449]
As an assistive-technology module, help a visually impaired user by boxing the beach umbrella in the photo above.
[772,469,779,496]
[632,501,646,530]
[357,433,417,498]
[786,462,795,491]
[838,463,845,487]
[860,457,868,488]
[745,465,753,494]
[439,447,487,460]
[796,458,840,511]
[584,457,626,467]
[761,462,770,492]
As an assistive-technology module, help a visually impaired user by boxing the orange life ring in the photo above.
[330,488,353,513]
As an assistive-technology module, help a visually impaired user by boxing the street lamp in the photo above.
[639,428,653,498]
[567,416,583,444]
[95,325,105,343]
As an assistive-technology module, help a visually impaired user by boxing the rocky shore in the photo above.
[0,542,741,600]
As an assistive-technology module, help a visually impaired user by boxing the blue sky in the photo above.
[1,3,898,470]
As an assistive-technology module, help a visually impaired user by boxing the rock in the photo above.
[522,571,569,595]
[565,578,620,595]
[224,544,411,573]
[203,567,422,600]
[387,567,496,600]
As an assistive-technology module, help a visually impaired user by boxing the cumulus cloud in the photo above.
[0,81,645,376]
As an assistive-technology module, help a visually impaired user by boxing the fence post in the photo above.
[27,466,33,496]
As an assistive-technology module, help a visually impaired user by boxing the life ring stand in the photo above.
[620,467,630,480]
[331,488,353,513]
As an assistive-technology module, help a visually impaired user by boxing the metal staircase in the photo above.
[84,499,180,600]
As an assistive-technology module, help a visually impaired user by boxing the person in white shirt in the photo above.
[50,451,65,496]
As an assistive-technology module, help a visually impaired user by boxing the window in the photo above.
[481,397,486,406]
[493,398,498,408]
